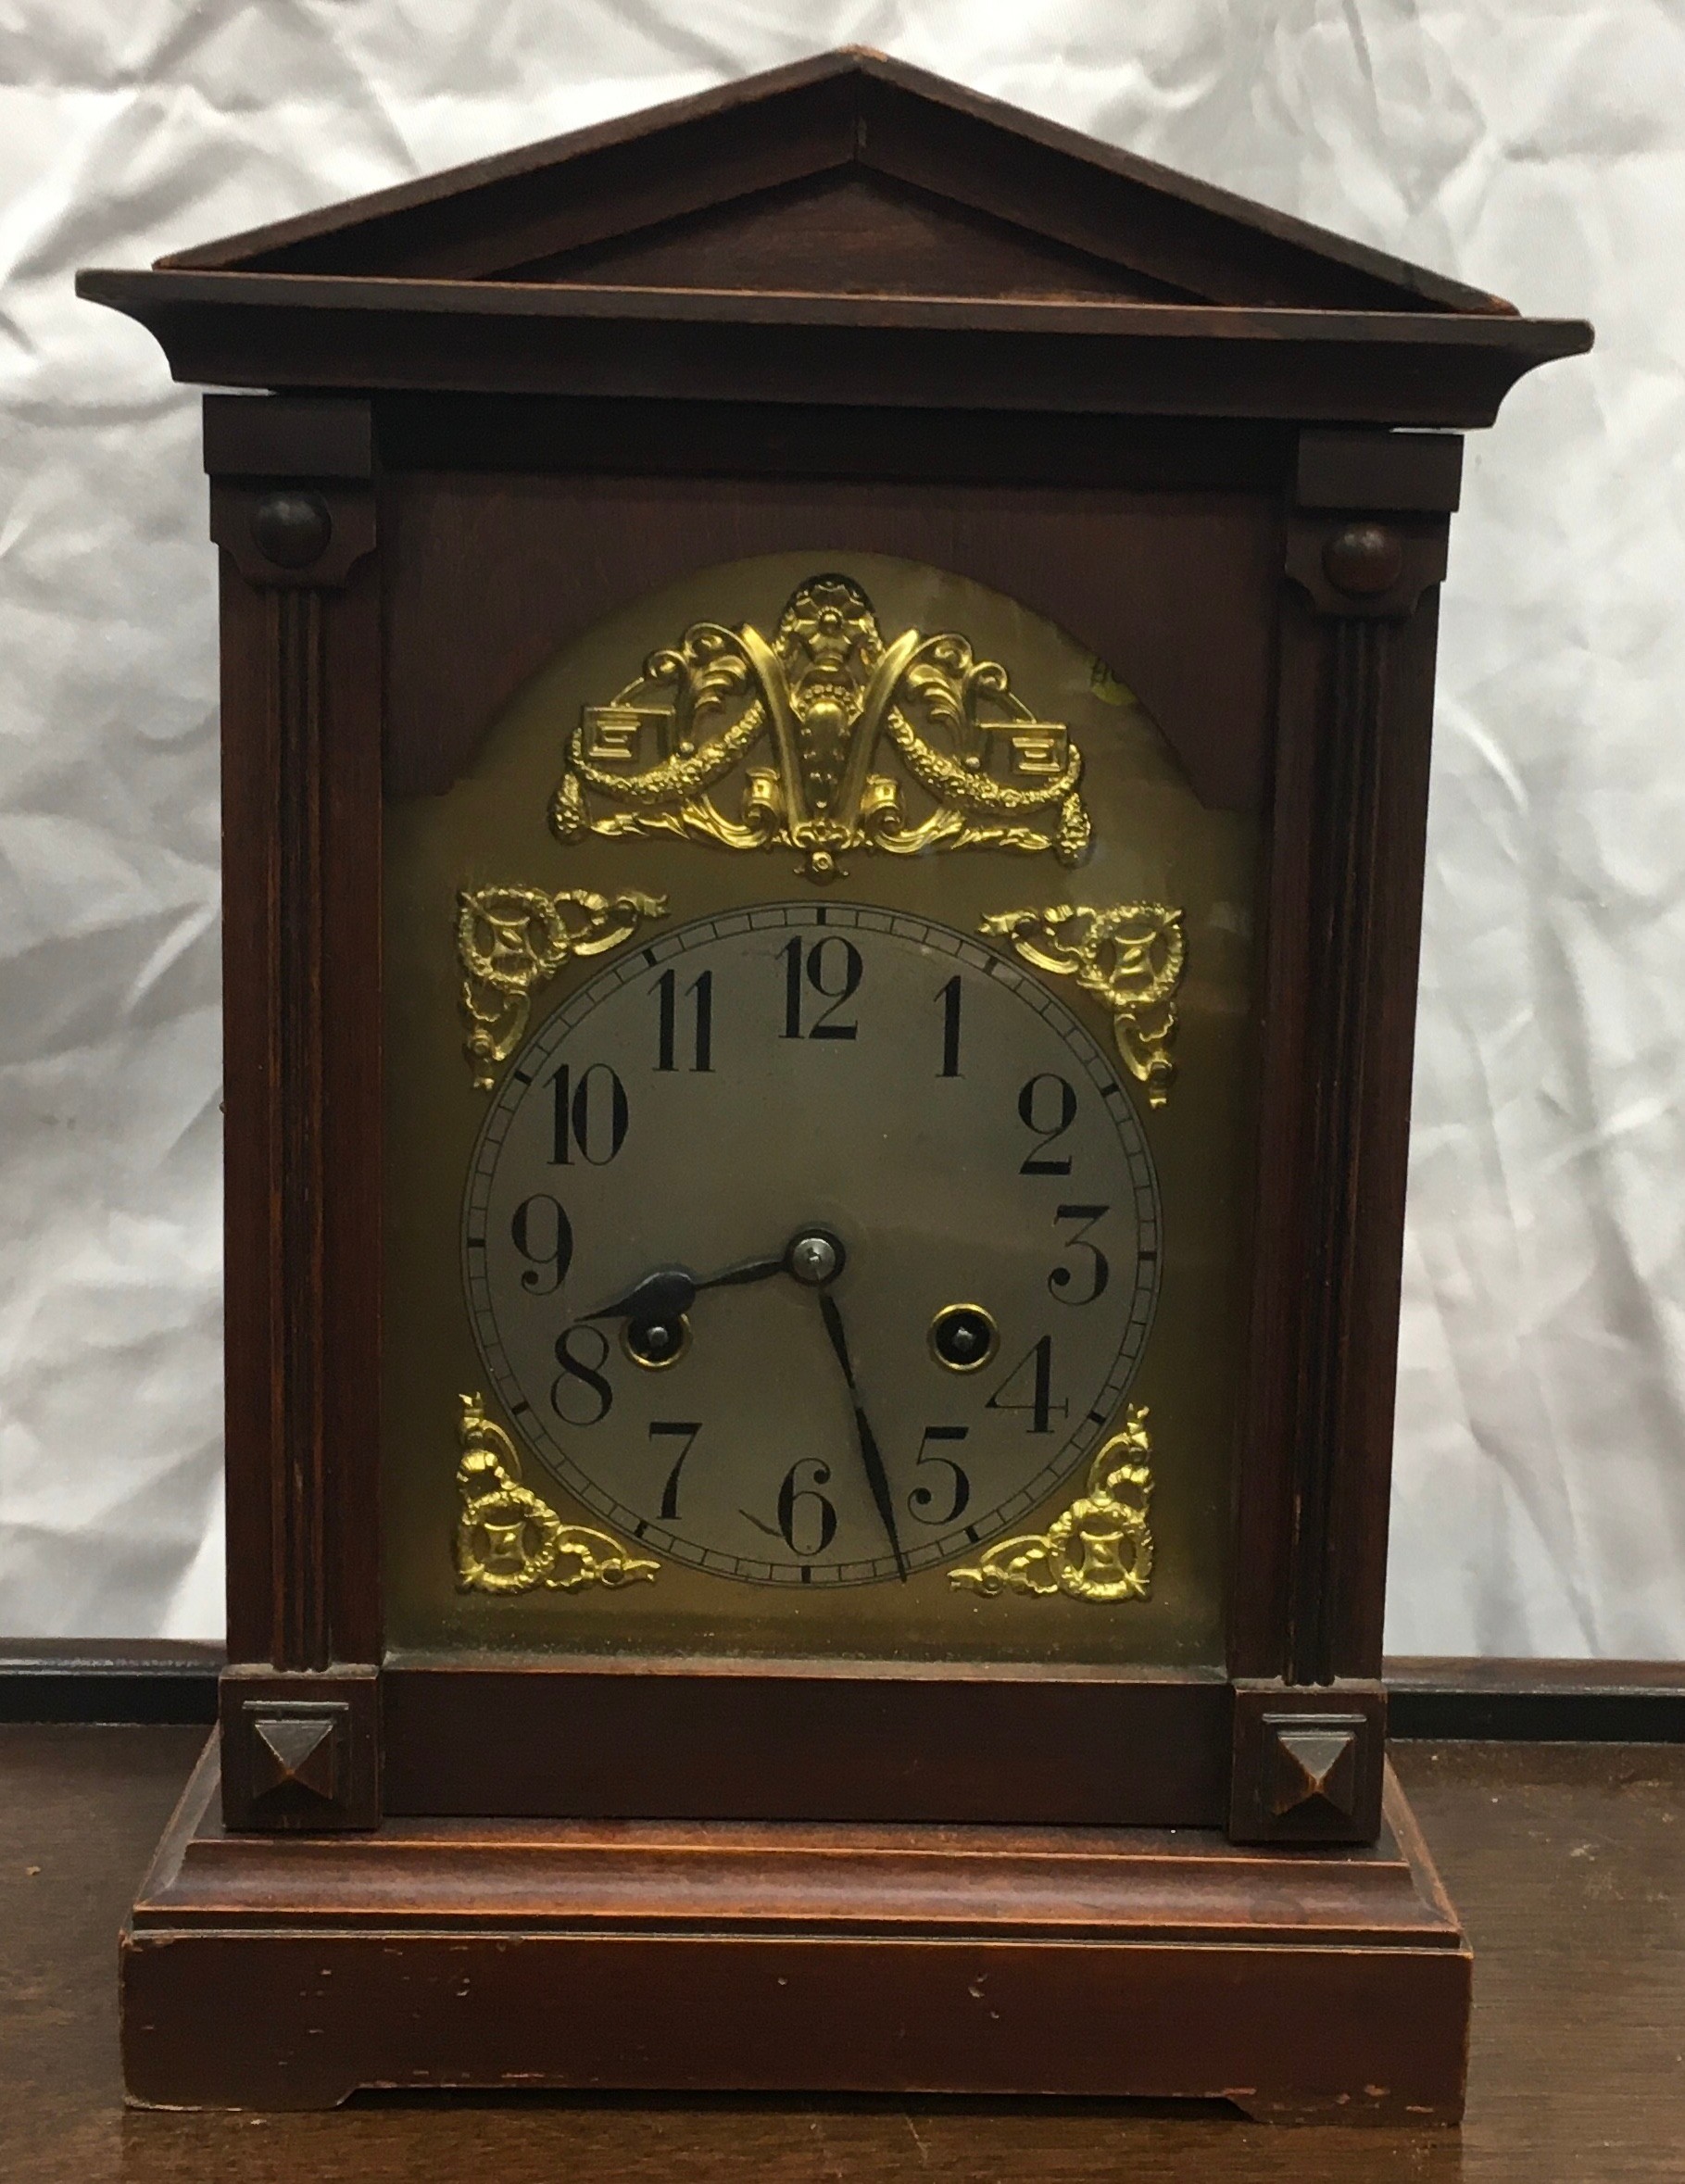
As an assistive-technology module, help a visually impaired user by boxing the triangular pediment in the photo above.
[503,169,1196,303]
[80,47,1591,423]
[150,49,1511,316]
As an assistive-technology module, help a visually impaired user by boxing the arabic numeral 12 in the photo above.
[781,935,861,1040]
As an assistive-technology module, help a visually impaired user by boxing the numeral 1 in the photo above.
[935,974,962,1077]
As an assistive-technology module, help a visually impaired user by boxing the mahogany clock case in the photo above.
[77,46,1591,2116]
[205,399,1436,1840]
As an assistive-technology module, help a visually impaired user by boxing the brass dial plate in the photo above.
[381,549,1260,1667]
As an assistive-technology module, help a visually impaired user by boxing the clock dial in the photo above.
[464,903,1161,1585]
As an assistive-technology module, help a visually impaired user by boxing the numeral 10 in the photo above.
[547,1062,629,1165]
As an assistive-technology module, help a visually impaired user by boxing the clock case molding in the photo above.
[81,49,1590,2116]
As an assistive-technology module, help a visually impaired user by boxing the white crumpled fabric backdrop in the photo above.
[1,2,1680,1655]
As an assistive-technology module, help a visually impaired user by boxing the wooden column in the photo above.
[207,396,384,1830]
[1227,428,1461,1843]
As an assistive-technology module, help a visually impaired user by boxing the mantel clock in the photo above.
[81,49,1591,2121]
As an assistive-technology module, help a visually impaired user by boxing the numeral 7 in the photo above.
[649,1421,702,1518]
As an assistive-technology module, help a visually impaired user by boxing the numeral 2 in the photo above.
[1017,1073,1077,1174]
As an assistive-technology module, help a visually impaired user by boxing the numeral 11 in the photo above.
[653,968,713,1073]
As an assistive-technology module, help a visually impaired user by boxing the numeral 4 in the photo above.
[987,1335,1067,1435]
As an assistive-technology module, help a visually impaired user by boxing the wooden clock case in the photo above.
[80,50,1590,2119]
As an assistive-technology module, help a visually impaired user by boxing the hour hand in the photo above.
[585,1251,787,1326]
[585,1265,697,1327]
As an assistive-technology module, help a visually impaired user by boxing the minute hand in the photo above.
[815,1290,908,1583]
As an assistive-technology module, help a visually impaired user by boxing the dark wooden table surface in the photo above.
[2,1727,1679,2180]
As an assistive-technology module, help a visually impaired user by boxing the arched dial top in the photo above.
[463,905,1161,1587]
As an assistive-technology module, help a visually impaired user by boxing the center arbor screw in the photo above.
[787,1231,845,1287]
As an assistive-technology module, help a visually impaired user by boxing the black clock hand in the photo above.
[815,1288,909,1584]
[703,1253,792,1293]
[586,1251,787,1327]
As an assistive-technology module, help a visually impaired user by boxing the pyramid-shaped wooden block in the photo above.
[250,1713,340,1803]
[1270,1726,1360,1819]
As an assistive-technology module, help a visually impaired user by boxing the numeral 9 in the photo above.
[509,1194,572,1295]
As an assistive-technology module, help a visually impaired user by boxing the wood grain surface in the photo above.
[145,49,1506,310]
[2,1728,1679,2178]
[76,54,1590,423]
[118,1742,1465,2114]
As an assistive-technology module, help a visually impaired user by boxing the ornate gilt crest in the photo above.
[552,573,1092,882]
